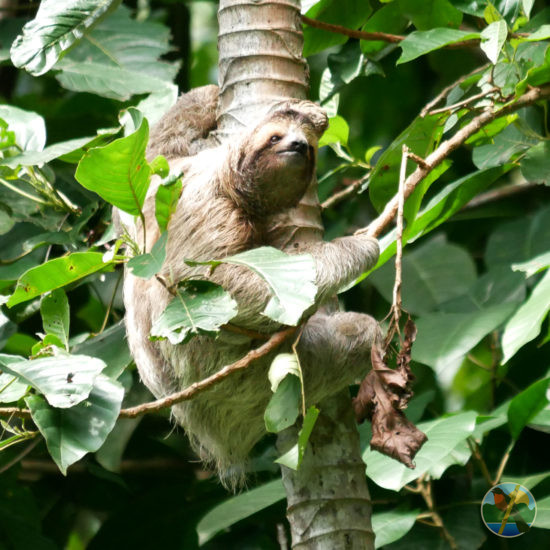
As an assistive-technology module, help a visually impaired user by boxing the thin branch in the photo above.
[0,326,297,420]
[321,175,368,210]
[462,181,539,210]
[493,441,514,485]
[301,15,404,44]
[420,64,489,117]
[428,86,499,115]
[119,326,297,418]
[467,437,493,486]
[362,85,550,239]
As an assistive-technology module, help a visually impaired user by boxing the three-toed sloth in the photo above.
[123,86,380,487]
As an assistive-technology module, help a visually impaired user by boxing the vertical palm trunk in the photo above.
[216,2,374,548]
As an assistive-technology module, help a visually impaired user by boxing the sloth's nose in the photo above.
[289,139,308,154]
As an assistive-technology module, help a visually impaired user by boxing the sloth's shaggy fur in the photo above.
[122,87,380,487]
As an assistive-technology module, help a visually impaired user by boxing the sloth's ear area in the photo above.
[266,100,328,138]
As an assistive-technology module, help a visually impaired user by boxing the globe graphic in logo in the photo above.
[481,483,536,537]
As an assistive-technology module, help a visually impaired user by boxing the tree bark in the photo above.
[216,2,374,548]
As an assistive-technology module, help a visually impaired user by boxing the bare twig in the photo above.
[417,476,459,550]
[301,15,404,44]
[428,86,500,115]
[467,438,493,486]
[462,181,539,210]
[493,441,514,485]
[301,16,480,50]
[321,176,367,210]
[0,327,297,420]
[420,65,489,117]
[119,326,297,418]
[364,85,550,239]
[386,145,408,344]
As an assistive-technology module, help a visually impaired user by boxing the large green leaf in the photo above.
[72,321,131,380]
[7,252,115,307]
[40,289,70,351]
[264,375,301,433]
[399,0,463,30]
[370,235,477,315]
[10,0,121,76]
[54,5,178,100]
[75,119,150,216]
[368,114,445,212]
[26,374,124,474]
[397,28,480,64]
[0,354,29,403]
[533,496,550,529]
[412,303,516,372]
[0,105,46,152]
[520,141,550,184]
[150,281,238,345]
[127,231,168,279]
[0,353,105,408]
[508,377,550,440]
[196,479,286,545]
[372,508,419,549]
[501,269,550,363]
[485,206,550,269]
[473,123,539,169]
[364,411,477,490]
[211,247,318,326]
[480,19,508,64]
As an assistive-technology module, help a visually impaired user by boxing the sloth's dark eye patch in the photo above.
[269,134,282,144]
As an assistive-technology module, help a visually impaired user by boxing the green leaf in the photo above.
[26,374,124,474]
[508,377,550,440]
[0,135,105,169]
[127,231,168,279]
[150,280,238,345]
[7,252,115,307]
[502,471,550,490]
[0,353,105,408]
[480,20,508,64]
[473,122,539,170]
[369,114,445,212]
[276,406,320,470]
[397,29,480,65]
[360,2,408,55]
[513,251,550,277]
[0,105,46,152]
[370,236,477,315]
[501,269,550,363]
[524,24,550,40]
[264,375,301,433]
[72,321,131,380]
[155,176,182,233]
[486,205,550,268]
[520,141,550,184]
[52,5,178,100]
[75,119,150,215]
[412,303,517,372]
[0,354,29,403]
[372,508,419,549]
[398,0,463,30]
[196,479,285,545]
[319,115,349,148]
[218,247,318,326]
[364,411,477,490]
[303,0,372,57]
[268,353,301,392]
[534,495,550,529]
[10,0,121,76]
[40,289,70,351]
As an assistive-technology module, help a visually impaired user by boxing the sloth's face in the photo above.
[235,117,318,217]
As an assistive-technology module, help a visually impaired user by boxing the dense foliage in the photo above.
[1,0,550,548]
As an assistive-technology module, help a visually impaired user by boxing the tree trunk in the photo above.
[216,1,374,548]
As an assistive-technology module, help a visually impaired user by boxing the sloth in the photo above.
[123,86,380,487]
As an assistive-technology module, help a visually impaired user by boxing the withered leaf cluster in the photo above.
[353,320,427,468]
